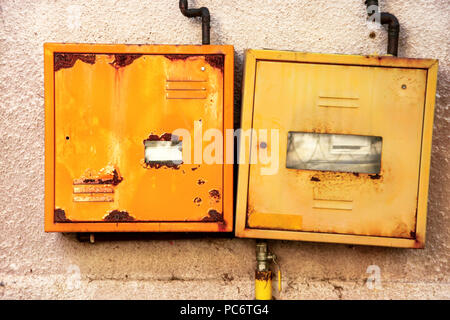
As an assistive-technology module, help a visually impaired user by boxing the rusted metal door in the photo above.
[248,61,425,236]
[45,44,234,232]
[236,50,438,248]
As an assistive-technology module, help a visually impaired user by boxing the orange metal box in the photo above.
[236,49,438,248]
[44,43,234,232]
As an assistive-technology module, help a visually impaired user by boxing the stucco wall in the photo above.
[0,0,448,299]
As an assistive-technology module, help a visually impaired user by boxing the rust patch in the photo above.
[255,270,273,281]
[54,208,70,223]
[142,161,181,170]
[143,133,174,142]
[73,165,123,186]
[193,197,202,206]
[209,189,221,202]
[414,235,424,249]
[412,232,424,248]
[164,54,224,72]
[205,55,224,72]
[308,170,384,185]
[164,54,192,61]
[103,210,135,222]
[54,53,96,72]
[202,209,223,222]
[197,179,206,185]
[414,241,424,249]
[109,54,142,69]
[218,220,227,231]
[362,55,433,68]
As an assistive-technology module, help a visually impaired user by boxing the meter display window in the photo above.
[144,139,183,165]
[286,132,382,174]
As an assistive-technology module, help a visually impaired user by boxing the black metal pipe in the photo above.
[365,0,379,12]
[179,0,211,45]
[365,0,400,56]
[380,12,399,57]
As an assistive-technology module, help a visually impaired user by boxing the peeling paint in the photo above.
[142,161,181,170]
[143,133,174,142]
[209,189,221,202]
[109,54,142,69]
[197,179,206,185]
[193,197,202,206]
[202,209,223,222]
[54,208,70,222]
[54,53,96,71]
[164,54,224,72]
[103,210,135,222]
[307,170,384,185]
[73,165,123,186]
[205,55,224,72]
[255,270,273,281]
[164,54,192,61]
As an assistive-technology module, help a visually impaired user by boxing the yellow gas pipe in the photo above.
[255,241,281,300]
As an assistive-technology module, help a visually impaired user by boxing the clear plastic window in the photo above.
[286,132,382,174]
[144,140,183,165]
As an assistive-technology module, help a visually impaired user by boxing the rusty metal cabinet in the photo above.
[44,44,234,232]
[236,49,438,248]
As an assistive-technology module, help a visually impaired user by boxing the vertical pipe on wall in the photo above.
[365,0,400,56]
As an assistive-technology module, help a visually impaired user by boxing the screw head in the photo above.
[260,142,267,149]
[402,84,407,89]
[201,66,205,71]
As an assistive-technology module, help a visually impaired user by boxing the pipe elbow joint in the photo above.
[200,7,210,23]
[380,12,399,33]
[179,0,211,45]
[179,0,189,16]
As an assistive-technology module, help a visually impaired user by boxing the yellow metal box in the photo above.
[44,43,234,233]
[236,50,438,248]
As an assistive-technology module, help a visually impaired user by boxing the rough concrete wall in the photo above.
[0,0,448,299]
